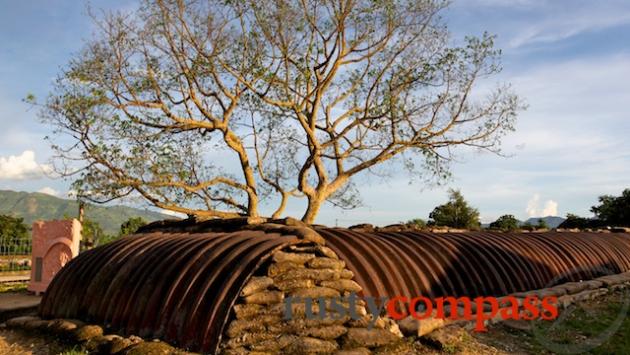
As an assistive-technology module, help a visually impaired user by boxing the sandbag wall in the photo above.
[221,244,402,354]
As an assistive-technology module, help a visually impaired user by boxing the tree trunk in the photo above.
[247,193,259,218]
[271,192,289,219]
[302,196,324,224]
[224,130,259,217]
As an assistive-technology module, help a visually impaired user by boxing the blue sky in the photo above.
[1,0,629,226]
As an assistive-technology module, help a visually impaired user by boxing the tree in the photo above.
[39,0,521,224]
[404,218,426,230]
[0,215,30,255]
[119,217,148,236]
[591,189,630,227]
[558,213,594,229]
[80,219,114,250]
[521,221,534,231]
[429,189,480,229]
[489,214,519,231]
[536,218,548,230]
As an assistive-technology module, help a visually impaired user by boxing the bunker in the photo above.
[39,219,630,353]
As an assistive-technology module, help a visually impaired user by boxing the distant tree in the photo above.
[0,215,30,255]
[558,213,593,229]
[489,214,519,231]
[521,221,534,231]
[591,189,630,227]
[37,0,522,224]
[404,218,427,230]
[536,218,548,229]
[429,189,480,229]
[80,219,114,250]
[119,217,148,236]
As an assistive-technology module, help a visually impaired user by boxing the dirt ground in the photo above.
[0,328,83,355]
[0,327,505,355]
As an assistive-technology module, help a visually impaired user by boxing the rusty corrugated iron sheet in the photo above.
[316,229,630,299]
[39,230,301,353]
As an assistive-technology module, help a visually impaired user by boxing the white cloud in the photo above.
[0,150,51,180]
[526,194,558,217]
[526,194,540,217]
[508,5,630,48]
[37,186,59,196]
[454,1,630,49]
[542,200,558,217]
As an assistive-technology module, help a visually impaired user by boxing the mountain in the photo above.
[522,216,566,229]
[0,190,173,236]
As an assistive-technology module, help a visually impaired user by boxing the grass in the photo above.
[0,282,28,293]
[1,327,87,354]
[58,347,88,355]
[0,265,30,273]
[532,289,630,354]
[0,255,30,260]
[0,270,30,276]
[474,288,630,354]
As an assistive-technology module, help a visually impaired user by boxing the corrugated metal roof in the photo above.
[316,229,630,299]
[40,230,302,353]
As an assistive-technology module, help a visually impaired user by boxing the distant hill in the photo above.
[522,216,566,229]
[0,190,173,235]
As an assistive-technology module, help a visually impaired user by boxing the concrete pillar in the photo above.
[28,219,82,295]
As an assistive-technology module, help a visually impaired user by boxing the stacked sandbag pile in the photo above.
[221,243,403,355]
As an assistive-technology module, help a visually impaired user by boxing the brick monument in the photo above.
[28,219,82,295]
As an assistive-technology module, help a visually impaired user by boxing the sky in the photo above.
[0,0,629,226]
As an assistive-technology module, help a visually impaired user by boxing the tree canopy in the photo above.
[489,214,519,231]
[558,213,597,229]
[39,0,521,223]
[429,189,480,229]
[0,215,30,255]
[591,189,630,227]
[80,219,115,250]
[119,217,148,236]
